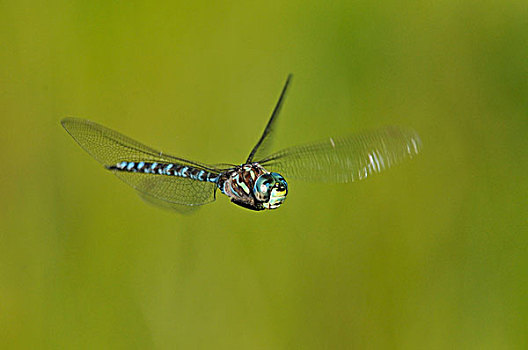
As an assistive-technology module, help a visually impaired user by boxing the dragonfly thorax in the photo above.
[218,163,288,211]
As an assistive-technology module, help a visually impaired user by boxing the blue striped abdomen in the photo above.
[107,161,220,183]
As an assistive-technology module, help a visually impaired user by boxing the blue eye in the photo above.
[253,174,275,201]
[271,173,287,188]
[253,173,288,205]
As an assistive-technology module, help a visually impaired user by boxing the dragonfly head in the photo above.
[253,172,288,209]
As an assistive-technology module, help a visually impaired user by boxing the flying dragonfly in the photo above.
[61,75,421,212]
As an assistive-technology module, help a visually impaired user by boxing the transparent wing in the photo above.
[128,174,214,211]
[61,117,218,170]
[61,117,220,206]
[246,74,292,163]
[113,170,217,207]
[258,126,422,183]
[138,191,204,214]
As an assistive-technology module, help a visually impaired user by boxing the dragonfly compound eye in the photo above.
[254,173,288,209]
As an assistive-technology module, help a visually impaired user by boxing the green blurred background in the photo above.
[1,1,527,348]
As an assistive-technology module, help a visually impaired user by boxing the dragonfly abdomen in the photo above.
[107,161,220,183]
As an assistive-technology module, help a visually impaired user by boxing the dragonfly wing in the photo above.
[246,74,292,163]
[62,117,219,206]
[137,185,207,213]
[61,117,217,170]
[258,126,422,183]
[112,170,217,206]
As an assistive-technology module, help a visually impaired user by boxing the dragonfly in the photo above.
[62,74,421,212]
